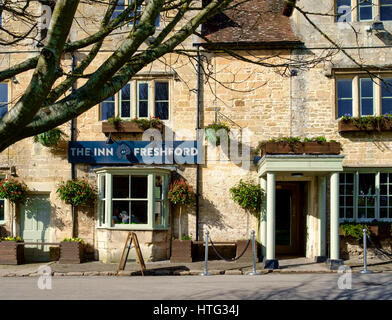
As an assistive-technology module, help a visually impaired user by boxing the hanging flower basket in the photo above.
[56,179,97,207]
[0,178,28,204]
[205,122,230,146]
[34,128,66,148]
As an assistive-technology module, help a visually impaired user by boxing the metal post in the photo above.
[200,230,211,276]
[248,230,261,276]
[360,228,372,274]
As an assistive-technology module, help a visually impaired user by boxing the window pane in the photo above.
[113,175,129,198]
[359,1,373,21]
[382,79,392,114]
[131,200,148,224]
[121,102,130,118]
[99,200,105,226]
[131,176,148,198]
[380,185,388,195]
[381,172,388,183]
[155,82,168,100]
[155,102,169,120]
[0,83,8,119]
[338,100,353,118]
[380,0,392,21]
[367,207,375,218]
[338,79,352,98]
[346,196,354,206]
[0,199,4,221]
[380,195,388,206]
[346,173,354,183]
[121,84,130,100]
[139,83,148,100]
[361,99,374,115]
[360,79,374,115]
[337,79,353,117]
[359,173,375,195]
[101,95,115,120]
[111,0,125,20]
[139,101,148,117]
[346,208,354,218]
[154,201,162,225]
[336,0,352,22]
[380,207,388,218]
[113,200,130,224]
[0,106,6,120]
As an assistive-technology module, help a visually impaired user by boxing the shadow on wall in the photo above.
[340,132,392,153]
[75,205,96,261]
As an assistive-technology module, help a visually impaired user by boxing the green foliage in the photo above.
[341,114,392,130]
[181,235,192,240]
[230,179,263,217]
[33,128,66,148]
[132,117,162,130]
[56,179,97,207]
[340,222,371,240]
[205,122,230,146]
[0,236,23,242]
[168,179,195,206]
[107,117,122,126]
[62,237,85,244]
[303,136,327,143]
[0,178,28,204]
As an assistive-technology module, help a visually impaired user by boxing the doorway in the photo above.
[275,182,305,256]
[20,194,51,262]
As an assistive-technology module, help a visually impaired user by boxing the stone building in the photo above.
[0,0,391,268]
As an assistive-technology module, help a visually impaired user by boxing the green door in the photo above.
[21,195,51,262]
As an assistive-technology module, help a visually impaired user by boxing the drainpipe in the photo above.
[195,44,201,241]
[71,53,76,238]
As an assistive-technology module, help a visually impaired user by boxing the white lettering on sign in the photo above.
[93,147,113,156]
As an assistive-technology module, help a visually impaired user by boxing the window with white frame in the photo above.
[339,171,392,221]
[111,0,160,27]
[335,0,392,21]
[0,83,8,120]
[0,177,5,223]
[100,79,170,121]
[97,169,169,229]
[336,75,392,118]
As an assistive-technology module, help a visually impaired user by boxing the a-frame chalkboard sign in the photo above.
[117,232,146,276]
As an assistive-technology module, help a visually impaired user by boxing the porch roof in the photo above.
[257,154,345,176]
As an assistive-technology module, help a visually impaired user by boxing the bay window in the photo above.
[100,79,170,121]
[336,75,392,118]
[339,170,392,221]
[96,168,170,230]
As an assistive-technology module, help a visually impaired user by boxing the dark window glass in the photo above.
[131,200,148,224]
[0,199,4,221]
[0,83,8,120]
[121,84,131,117]
[139,83,148,100]
[113,175,129,198]
[101,95,115,120]
[131,176,148,198]
[155,81,169,120]
[337,79,353,117]
[360,78,374,115]
[381,0,392,21]
[382,79,392,114]
[155,82,168,100]
[359,0,373,21]
[111,0,125,20]
[336,0,352,22]
[359,173,375,195]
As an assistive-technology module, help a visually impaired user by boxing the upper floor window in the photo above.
[111,0,160,27]
[100,79,170,121]
[336,75,392,118]
[336,0,392,22]
[0,83,8,120]
[340,171,392,221]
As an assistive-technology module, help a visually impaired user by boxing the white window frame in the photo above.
[95,168,170,230]
[335,73,392,118]
[339,169,392,222]
[335,0,392,22]
[99,79,170,121]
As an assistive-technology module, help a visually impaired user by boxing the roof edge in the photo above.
[195,40,304,50]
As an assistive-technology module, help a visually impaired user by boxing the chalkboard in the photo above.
[117,232,146,276]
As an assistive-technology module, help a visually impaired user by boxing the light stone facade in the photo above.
[0,0,391,264]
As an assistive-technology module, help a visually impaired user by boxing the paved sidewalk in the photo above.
[0,256,391,277]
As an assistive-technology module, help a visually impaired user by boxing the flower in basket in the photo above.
[168,179,195,240]
[205,122,230,146]
[0,236,24,242]
[62,237,85,244]
[0,178,28,204]
[56,179,97,207]
[33,128,66,148]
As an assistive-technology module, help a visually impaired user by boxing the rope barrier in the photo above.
[366,234,392,260]
[209,237,251,262]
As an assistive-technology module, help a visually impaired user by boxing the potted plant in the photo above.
[205,122,230,146]
[168,178,195,263]
[258,137,304,155]
[338,114,392,133]
[230,179,263,262]
[59,237,84,264]
[302,137,341,154]
[33,128,66,148]
[0,236,24,265]
[102,117,164,133]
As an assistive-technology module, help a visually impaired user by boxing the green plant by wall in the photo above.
[0,236,23,242]
[341,114,392,130]
[230,179,263,218]
[56,179,97,207]
[0,178,29,204]
[132,117,162,130]
[33,128,66,148]
[107,117,122,126]
[340,222,371,240]
[62,237,85,244]
[205,122,230,146]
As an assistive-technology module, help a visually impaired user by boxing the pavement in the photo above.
[0,256,391,277]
